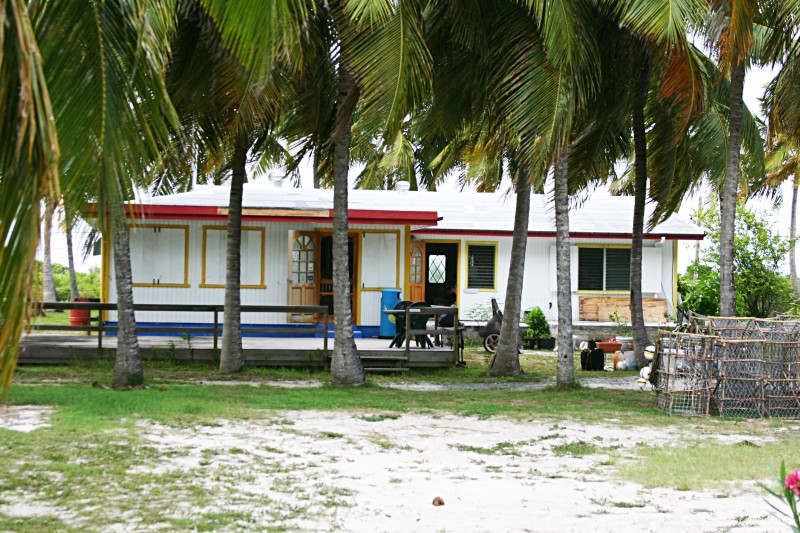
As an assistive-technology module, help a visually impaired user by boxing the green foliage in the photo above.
[52,264,101,301]
[524,307,551,338]
[681,202,793,318]
[678,264,720,316]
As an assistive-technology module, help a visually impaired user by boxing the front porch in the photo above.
[19,334,459,371]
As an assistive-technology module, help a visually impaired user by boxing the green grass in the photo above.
[5,381,661,428]
[617,438,800,491]
[11,346,638,385]
[30,311,73,328]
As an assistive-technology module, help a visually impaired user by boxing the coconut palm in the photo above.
[0,0,180,393]
[162,0,290,373]
[0,1,59,396]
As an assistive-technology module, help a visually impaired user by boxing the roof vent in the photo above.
[396,180,410,194]
[268,171,285,188]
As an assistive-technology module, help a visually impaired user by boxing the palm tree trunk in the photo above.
[219,135,248,373]
[720,61,745,316]
[330,59,364,387]
[790,176,799,299]
[42,202,57,303]
[630,54,650,369]
[313,148,322,189]
[554,150,574,387]
[110,198,143,388]
[487,172,530,376]
[65,211,80,300]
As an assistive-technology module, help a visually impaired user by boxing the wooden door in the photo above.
[408,242,425,302]
[288,232,317,322]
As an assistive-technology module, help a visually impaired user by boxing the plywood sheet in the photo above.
[579,296,668,322]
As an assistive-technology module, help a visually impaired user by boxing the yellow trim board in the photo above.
[200,225,267,289]
[128,224,191,288]
[466,241,498,291]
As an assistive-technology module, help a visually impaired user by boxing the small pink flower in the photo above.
[786,470,800,497]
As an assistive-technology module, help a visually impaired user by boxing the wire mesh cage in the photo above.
[655,317,800,418]
[654,331,716,416]
[714,339,767,418]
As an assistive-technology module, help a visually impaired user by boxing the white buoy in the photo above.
[640,366,651,380]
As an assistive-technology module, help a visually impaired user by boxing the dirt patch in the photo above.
[0,405,53,432]
[115,414,789,530]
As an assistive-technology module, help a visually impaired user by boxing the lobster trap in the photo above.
[654,317,800,418]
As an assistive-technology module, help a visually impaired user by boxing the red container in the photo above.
[69,297,90,327]
[596,341,622,354]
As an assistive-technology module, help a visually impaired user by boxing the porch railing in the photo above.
[29,302,329,354]
[403,306,462,363]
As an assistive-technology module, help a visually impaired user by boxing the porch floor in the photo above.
[19,334,459,370]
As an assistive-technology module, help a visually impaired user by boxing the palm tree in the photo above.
[0,1,59,396]
[761,141,800,297]
[42,201,58,304]
[64,208,81,300]
[706,0,759,316]
[44,1,180,387]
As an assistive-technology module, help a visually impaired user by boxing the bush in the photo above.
[524,307,550,338]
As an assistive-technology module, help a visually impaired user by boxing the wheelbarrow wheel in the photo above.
[483,333,499,354]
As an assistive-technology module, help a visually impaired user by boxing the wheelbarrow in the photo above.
[479,298,503,354]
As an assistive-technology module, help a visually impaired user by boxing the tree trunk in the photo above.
[554,150,574,387]
[487,172,530,376]
[790,175,799,299]
[330,60,364,387]
[110,198,143,388]
[313,148,322,189]
[42,202,57,303]
[65,211,80,300]
[219,135,248,373]
[720,61,745,316]
[630,54,650,369]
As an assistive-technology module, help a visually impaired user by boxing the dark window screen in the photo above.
[467,244,495,289]
[578,248,604,291]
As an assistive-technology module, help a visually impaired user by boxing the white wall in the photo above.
[108,219,404,326]
[109,218,678,325]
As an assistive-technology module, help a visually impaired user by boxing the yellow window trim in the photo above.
[576,290,630,295]
[466,241,498,291]
[128,223,190,288]
[576,243,631,249]
[201,225,266,289]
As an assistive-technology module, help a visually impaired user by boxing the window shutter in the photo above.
[467,245,495,289]
[578,248,604,290]
[605,248,631,291]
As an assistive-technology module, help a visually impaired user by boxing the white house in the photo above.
[102,181,703,336]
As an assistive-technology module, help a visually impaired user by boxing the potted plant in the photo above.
[525,307,554,350]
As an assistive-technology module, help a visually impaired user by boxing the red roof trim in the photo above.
[412,229,704,241]
[88,204,440,226]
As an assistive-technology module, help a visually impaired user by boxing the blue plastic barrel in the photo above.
[379,289,402,338]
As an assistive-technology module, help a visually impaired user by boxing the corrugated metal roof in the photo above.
[140,182,704,238]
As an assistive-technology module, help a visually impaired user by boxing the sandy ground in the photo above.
[0,401,790,532]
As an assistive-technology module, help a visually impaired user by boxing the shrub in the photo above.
[524,307,550,338]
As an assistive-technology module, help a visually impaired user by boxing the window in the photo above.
[202,226,265,288]
[428,254,446,283]
[129,225,189,287]
[578,247,630,291]
[467,243,496,290]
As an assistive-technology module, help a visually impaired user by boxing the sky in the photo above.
[44,63,786,276]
